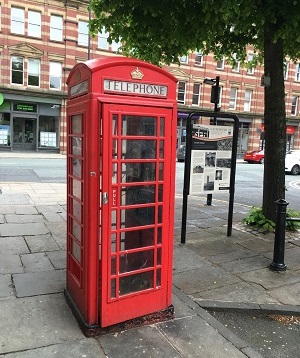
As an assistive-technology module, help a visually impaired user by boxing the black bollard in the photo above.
[270,199,289,271]
[206,193,212,206]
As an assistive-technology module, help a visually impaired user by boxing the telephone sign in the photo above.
[65,57,177,334]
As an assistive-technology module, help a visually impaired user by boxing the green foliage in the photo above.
[243,207,300,232]
[242,207,275,232]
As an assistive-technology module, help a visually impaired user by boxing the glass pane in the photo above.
[72,240,81,262]
[111,233,117,252]
[120,228,155,250]
[112,114,118,135]
[121,163,156,183]
[159,163,164,180]
[158,206,162,223]
[157,248,162,265]
[72,178,81,200]
[72,158,82,178]
[120,272,153,295]
[156,269,161,287]
[160,117,165,136]
[111,210,116,229]
[72,219,81,242]
[121,207,155,227]
[111,256,116,275]
[120,250,154,273]
[72,137,82,156]
[71,115,82,133]
[72,199,81,221]
[111,279,116,298]
[121,186,156,205]
[122,115,156,136]
[122,140,156,159]
[157,227,162,244]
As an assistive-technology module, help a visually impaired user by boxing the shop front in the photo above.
[0,95,61,152]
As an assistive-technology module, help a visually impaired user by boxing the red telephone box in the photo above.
[65,57,177,334]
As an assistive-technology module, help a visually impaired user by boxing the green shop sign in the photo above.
[13,103,37,112]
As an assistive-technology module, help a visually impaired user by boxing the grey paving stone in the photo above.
[237,238,274,253]
[0,194,31,205]
[24,234,60,252]
[0,223,49,237]
[0,274,15,299]
[186,238,242,257]
[193,281,279,305]
[173,244,212,272]
[0,339,106,358]
[20,252,54,272]
[207,248,258,264]
[13,269,65,297]
[15,206,39,215]
[0,237,29,255]
[42,212,65,223]
[158,315,246,358]
[238,267,300,289]
[219,255,271,274]
[97,324,181,358]
[0,215,4,224]
[0,294,83,354]
[268,282,300,305]
[46,250,66,269]
[0,206,15,215]
[173,266,241,295]
[44,222,66,250]
[5,214,45,223]
[0,255,23,274]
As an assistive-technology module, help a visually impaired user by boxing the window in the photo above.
[78,21,89,46]
[11,7,24,35]
[50,15,63,41]
[98,27,109,49]
[232,54,240,72]
[49,62,62,90]
[229,87,238,110]
[247,54,255,74]
[194,52,203,66]
[284,61,289,80]
[295,63,300,81]
[11,56,24,85]
[216,58,225,69]
[192,83,201,105]
[177,81,186,104]
[180,55,188,64]
[291,96,299,115]
[28,58,40,86]
[244,89,252,111]
[28,10,41,37]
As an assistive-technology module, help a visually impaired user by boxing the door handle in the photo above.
[103,192,108,204]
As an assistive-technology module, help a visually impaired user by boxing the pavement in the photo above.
[1,153,300,357]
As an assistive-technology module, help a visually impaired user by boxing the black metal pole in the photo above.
[227,115,239,237]
[270,199,289,271]
[180,114,193,244]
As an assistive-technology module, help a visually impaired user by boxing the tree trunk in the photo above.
[262,25,286,222]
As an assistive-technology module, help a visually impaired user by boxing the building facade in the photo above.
[0,0,299,154]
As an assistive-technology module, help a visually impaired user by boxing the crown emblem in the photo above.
[131,67,144,80]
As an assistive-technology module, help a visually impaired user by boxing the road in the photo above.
[0,157,299,211]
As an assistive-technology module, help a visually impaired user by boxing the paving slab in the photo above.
[237,238,275,253]
[193,281,279,305]
[173,266,241,295]
[0,254,23,274]
[15,206,38,215]
[157,315,247,358]
[0,194,32,205]
[0,223,49,237]
[238,268,300,289]
[207,248,258,264]
[219,255,271,274]
[173,244,212,272]
[0,274,15,299]
[97,324,182,358]
[0,206,15,215]
[20,252,54,272]
[44,222,66,250]
[13,269,65,297]
[186,238,242,257]
[268,282,300,305]
[46,250,66,269]
[24,234,60,252]
[5,214,45,223]
[0,236,29,255]
[0,294,83,354]
[0,339,106,358]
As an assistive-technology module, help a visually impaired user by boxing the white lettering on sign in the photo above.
[104,79,168,97]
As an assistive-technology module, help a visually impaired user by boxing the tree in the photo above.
[89,0,300,222]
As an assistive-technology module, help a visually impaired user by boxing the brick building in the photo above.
[0,0,299,155]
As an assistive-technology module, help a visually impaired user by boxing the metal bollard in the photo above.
[206,193,212,206]
[270,199,289,271]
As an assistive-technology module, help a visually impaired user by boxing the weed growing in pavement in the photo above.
[242,207,300,232]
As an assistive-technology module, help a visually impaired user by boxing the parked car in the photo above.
[177,145,186,162]
[243,150,264,164]
[285,150,300,175]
